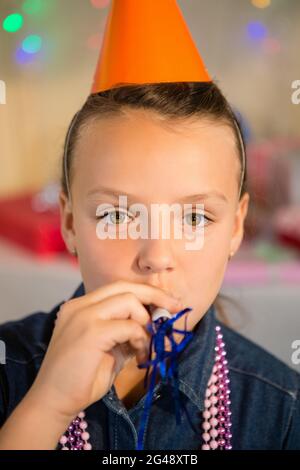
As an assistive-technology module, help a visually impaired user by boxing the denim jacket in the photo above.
[0,283,299,450]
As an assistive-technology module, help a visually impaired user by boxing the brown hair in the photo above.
[61,81,248,325]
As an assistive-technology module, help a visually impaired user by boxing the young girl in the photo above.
[0,0,299,451]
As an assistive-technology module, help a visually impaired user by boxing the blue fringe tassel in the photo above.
[136,307,198,450]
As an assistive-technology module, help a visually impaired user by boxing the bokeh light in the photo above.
[262,37,281,54]
[2,13,24,33]
[22,0,43,15]
[90,0,110,9]
[247,21,267,41]
[22,35,42,54]
[251,0,271,8]
[15,47,36,64]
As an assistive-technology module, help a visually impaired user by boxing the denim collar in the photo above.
[174,302,217,411]
[70,282,217,413]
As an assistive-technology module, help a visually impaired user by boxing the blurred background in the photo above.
[0,0,299,370]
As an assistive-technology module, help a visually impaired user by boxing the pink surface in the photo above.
[224,261,269,285]
[223,261,300,285]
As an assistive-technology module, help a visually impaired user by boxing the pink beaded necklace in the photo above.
[58,324,232,451]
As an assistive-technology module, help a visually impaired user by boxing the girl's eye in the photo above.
[96,209,134,226]
[183,212,211,228]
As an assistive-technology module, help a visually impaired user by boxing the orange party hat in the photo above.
[91,0,211,94]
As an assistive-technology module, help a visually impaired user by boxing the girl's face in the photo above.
[60,109,249,330]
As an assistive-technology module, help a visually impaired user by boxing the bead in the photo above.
[204,399,211,408]
[68,436,75,443]
[202,421,211,431]
[83,443,92,450]
[210,440,218,450]
[78,411,85,418]
[210,428,218,438]
[79,421,88,430]
[211,396,218,404]
[200,324,232,451]
[209,417,218,427]
[81,431,90,441]
[62,447,69,450]
[59,436,67,445]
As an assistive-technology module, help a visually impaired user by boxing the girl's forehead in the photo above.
[78,111,237,159]
[73,112,240,203]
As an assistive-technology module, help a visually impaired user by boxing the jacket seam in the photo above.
[178,379,202,410]
[229,365,298,398]
[282,387,299,447]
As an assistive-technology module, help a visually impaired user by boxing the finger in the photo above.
[83,292,151,326]
[69,280,182,313]
[55,291,153,338]
[96,319,149,354]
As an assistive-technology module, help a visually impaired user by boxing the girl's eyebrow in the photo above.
[178,192,228,204]
[86,187,228,204]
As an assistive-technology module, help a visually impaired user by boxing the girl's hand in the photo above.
[27,281,181,421]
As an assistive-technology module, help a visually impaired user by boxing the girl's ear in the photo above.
[59,190,76,255]
[229,192,250,257]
